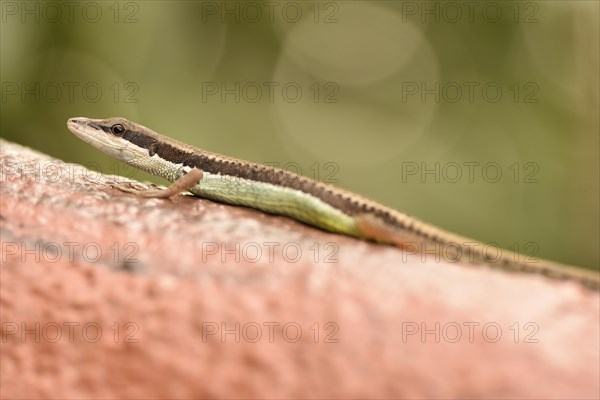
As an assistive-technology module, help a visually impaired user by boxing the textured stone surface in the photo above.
[1,138,599,399]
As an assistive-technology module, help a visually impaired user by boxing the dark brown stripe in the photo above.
[118,123,402,224]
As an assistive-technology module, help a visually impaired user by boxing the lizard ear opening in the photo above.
[148,143,158,156]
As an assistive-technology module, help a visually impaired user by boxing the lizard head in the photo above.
[67,117,196,180]
[67,117,159,163]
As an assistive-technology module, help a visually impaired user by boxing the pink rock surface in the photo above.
[1,139,599,399]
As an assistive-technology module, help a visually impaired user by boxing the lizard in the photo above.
[67,117,600,290]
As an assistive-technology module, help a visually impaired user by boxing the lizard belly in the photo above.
[189,172,360,236]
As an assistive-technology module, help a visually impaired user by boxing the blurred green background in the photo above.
[1,1,598,270]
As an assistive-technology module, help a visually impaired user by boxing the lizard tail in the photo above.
[356,213,600,291]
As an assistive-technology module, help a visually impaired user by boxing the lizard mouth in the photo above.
[67,118,139,162]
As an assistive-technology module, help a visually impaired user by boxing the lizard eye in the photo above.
[111,124,125,136]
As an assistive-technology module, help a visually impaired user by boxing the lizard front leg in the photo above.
[112,168,203,198]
